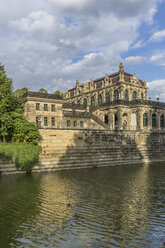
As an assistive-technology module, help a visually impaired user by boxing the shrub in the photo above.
[0,142,42,172]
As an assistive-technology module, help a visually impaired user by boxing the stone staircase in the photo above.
[89,113,109,129]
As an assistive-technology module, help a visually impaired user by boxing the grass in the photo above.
[0,142,42,172]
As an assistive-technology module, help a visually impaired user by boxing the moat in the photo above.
[0,163,165,248]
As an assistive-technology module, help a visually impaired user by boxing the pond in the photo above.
[0,163,165,248]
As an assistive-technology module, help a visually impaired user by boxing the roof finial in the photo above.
[119,63,124,72]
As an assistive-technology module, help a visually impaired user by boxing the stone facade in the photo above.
[24,63,165,132]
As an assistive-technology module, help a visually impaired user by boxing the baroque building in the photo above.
[24,63,165,131]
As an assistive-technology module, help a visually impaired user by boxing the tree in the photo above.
[0,63,41,144]
[54,90,65,99]
[0,64,13,142]
[38,88,48,94]
[12,118,41,145]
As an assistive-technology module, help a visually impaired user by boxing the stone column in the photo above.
[157,112,160,130]
[118,108,123,130]
[95,93,98,106]
[137,108,142,130]
[148,111,152,130]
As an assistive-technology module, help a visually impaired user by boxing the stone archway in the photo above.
[131,113,137,130]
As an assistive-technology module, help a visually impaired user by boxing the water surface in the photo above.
[0,163,165,248]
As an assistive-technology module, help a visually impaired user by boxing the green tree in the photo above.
[38,88,48,93]
[0,64,13,142]
[54,90,65,99]
[12,118,41,145]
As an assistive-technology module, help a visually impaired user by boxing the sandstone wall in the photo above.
[1,129,165,175]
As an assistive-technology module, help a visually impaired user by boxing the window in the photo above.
[51,117,55,126]
[36,116,40,126]
[106,92,110,103]
[36,103,40,110]
[141,93,144,100]
[152,113,156,128]
[51,104,55,111]
[83,98,87,107]
[77,100,80,105]
[114,90,119,100]
[44,117,48,126]
[125,90,129,101]
[80,121,84,127]
[91,96,95,106]
[98,94,102,105]
[132,91,137,100]
[67,120,71,127]
[44,104,48,111]
[160,115,164,128]
[73,121,77,127]
[143,113,148,127]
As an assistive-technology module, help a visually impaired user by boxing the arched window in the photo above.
[104,115,109,125]
[98,94,102,105]
[160,115,164,128]
[106,92,110,103]
[125,90,129,101]
[91,96,95,106]
[152,113,156,128]
[83,98,87,107]
[132,91,137,100]
[114,90,119,101]
[141,93,144,100]
[143,113,148,127]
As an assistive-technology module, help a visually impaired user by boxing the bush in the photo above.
[0,142,42,172]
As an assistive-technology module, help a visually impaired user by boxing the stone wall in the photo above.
[33,129,165,172]
[1,129,165,175]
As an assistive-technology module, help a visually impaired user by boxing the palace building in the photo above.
[24,63,165,131]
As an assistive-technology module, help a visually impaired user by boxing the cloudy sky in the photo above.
[0,0,165,100]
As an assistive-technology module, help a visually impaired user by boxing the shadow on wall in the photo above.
[57,130,144,169]
[145,131,165,161]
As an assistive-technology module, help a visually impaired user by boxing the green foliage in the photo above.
[0,63,42,171]
[54,90,65,99]
[0,64,13,141]
[0,142,41,172]
[12,118,41,145]
[38,88,48,93]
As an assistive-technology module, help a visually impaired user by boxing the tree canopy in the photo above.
[38,88,48,94]
[0,64,41,144]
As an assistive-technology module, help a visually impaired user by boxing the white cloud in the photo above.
[149,29,165,42]
[0,0,162,92]
[124,56,147,65]
[150,54,165,66]
[148,79,165,101]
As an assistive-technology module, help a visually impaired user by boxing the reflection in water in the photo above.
[0,163,165,248]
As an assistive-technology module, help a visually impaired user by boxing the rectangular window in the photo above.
[51,117,55,126]
[36,103,40,110]
[73,121,77,127]
[80,121,84,127]
[44,104,48,111]
[67,120,71,127]
[51,104,55,111]
[36,116,40,126]
[44,117,48,126]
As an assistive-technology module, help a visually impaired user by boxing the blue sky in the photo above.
[0,0,165,100]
